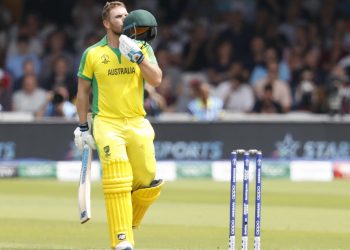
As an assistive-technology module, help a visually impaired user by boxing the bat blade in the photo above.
[78,144,92,224]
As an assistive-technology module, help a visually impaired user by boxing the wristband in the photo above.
[136,54,144,64]
[78,122,89,132]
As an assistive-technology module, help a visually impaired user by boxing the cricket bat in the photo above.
[78,144,92,223]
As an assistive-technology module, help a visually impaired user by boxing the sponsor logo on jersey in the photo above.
[104,145,111,157]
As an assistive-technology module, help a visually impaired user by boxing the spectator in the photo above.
[254,61,292,112]
[144,84,166,118]
[287,45,305,96]
[303,48,326,86]
[182,21,209,71]
[252,7,270,37]
[5,34,41,80]
[43,56,76,101]
[172,73,207,113]
[277,3,300,46]
[246,36,265,73]
[37,85,76,119]
[294,69,318,112]
[0,2,11,50]
[307,22,323,49]
[338,53,350,70]
[250,47,290,85]
[12,74,46,114]
[187,79,223,121]
[7,13,46,57]
[153,24,184,67]
[252,84,283,114]
[13,59,37,91]
[214,74,254,113]
[0,68,12,111]
[71,0,103,52]
[40,30,74,81]
[217,10,251,62]
[155,47,182,94]
[207,41,235,86]
[156,74,177,112]
[292,25,310,55]
[327,65,350,115]
[321,34,348,72]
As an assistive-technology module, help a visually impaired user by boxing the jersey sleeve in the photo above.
[77,48,93,81]
[142,43,157,64]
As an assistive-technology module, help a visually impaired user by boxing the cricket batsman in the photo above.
[73,1,163,249]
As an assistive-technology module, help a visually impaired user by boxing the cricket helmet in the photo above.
[123,9,157,42]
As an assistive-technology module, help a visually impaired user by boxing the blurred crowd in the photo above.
[1,0,350,120]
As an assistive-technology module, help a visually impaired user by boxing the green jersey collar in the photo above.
[98,36,108,46]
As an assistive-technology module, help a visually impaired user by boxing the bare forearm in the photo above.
[139,60,162,87]
[76,78,91,124]
[76,93,89,124]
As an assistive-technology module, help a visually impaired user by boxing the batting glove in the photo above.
[74,123,96,152]
[119,34,144,64]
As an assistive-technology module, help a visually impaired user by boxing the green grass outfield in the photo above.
[0,179,349,250]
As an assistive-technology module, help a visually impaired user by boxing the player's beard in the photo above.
[112,30,122,36]
[110,25,122,37]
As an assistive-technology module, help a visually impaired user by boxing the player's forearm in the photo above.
[76,79,91,124]
[76,93,89,124]
[139,60,162,87]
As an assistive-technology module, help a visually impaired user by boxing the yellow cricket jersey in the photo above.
[77,36,157,118]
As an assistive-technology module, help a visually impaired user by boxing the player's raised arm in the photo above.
[119,9,162,86]
[138,54,162,87]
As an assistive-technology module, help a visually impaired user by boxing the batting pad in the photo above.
[102,160,134,248]
[132,179,164,228]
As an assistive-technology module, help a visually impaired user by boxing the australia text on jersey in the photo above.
[108,67,136,76]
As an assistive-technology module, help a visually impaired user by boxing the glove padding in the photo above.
[119,34,144,64]
[74,127,96,152]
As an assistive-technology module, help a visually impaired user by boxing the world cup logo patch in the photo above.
[101,54,110,64]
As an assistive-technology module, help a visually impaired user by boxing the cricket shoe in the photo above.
[150,179,164,187]
[115,241,133,250]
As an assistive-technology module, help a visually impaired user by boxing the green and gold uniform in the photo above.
[78,36,163,248]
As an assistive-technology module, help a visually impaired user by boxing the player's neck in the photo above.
[107,33,120,48]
